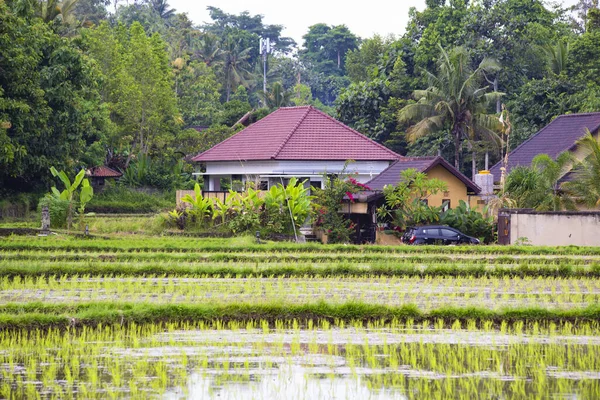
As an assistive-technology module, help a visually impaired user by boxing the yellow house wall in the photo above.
[424,165,469,209]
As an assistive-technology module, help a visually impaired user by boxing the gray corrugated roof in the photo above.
[365,156,481,194]
[490,112,600,180]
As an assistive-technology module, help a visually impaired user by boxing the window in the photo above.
[310,181,322,190]
[440,229,457,238]
[421,228,439,236]
[259,181,268,190]
[442,199,451,212]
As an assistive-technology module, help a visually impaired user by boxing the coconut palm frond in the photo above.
[406,115,445,143]
[398,103,438,124]
[478,57,501,73]
[481,91,505,105]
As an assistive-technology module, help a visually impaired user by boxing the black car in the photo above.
[402,225,480,245]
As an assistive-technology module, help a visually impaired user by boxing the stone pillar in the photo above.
[41,206,50,235]
[474,172,495,203]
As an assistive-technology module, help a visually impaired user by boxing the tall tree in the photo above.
[258,82,291,109]
[1,1,108,193]
[216,34,253,102]
[84,21,179,163]
[149,0,174,20]
[398,46,502,171]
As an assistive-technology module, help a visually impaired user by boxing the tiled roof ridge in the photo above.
[366,155,481,194]
[490,113,600,172]
[308,107,403,160]
[271,106,313,159]
[557,111,600,118]
[191,108,282,162]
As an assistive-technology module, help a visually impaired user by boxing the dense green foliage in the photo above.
[166,178,312,236]
[440,200,495,243]
[378,169,447,230]
[2,0,600,219]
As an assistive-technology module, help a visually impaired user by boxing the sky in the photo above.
[168,0,581,46]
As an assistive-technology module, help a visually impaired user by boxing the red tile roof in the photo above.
[366,156,481,194]
[86,166,122,178]
[192,106,402,162]
[490,112,600,179]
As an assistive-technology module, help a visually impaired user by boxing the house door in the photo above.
[498,211,511,245]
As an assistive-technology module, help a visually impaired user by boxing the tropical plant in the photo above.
[377,168,447,230]
[504,152,575,211]
[312,166,368,243]
[440,200,495,243]
[397,45,503,171]
[263,178,312,235]
[181,183,213,225]
[543,41,570,75]
[564,131,600,208]
[49,167,93,229]
[36,0,80,25]
[259,82,292,109]
[216,35,253,101]
[149,0,174,20]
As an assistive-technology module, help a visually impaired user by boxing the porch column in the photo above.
[208,176,221,191]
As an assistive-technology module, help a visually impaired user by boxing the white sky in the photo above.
[169,0,581,45]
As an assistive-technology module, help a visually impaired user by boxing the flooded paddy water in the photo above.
[1,322,600,399]
[3,237,600,398]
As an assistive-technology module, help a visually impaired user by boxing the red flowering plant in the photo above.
[311,163,367,243]
[345,177,371,202]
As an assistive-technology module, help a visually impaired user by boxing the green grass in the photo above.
[1,301,600,330]
[3,235,600,255]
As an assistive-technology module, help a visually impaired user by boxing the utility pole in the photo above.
[259,37,271,104]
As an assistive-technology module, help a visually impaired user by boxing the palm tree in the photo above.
[543,41,569,75]
[192,33,221,66]
[564,130,600,208]
[505,152,575,211]
[398,45,503,171]
[259,82,292,109]
[37,0,80,25]
[149,0,175,19]
[216,36,253,102]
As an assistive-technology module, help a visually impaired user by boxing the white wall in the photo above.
[201,160,392,184]
[510,212,600,246]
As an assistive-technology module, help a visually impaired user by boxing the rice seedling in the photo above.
[2,235,600,398]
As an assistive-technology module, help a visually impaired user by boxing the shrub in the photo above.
[37,195,70,228]
[312,168,366,243]
[440,200,495,243]
[377,169,447,230]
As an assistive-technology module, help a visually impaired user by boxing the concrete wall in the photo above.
[509,211,600,246]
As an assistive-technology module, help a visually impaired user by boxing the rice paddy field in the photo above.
[1,235,600,399]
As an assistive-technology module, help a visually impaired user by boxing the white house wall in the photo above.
[202,160,391,184]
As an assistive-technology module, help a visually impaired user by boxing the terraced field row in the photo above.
[2,235,600,398]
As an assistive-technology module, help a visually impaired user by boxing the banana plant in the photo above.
[181,183,213,222]
[50,167,94,229]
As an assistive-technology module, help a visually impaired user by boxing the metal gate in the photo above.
[498,210,511,245]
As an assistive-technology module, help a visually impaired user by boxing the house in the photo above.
[191,106,403,192]
[85,166,122,191]
[341,156,482,244]
[489,112,600,184]
[365,156,482,209]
